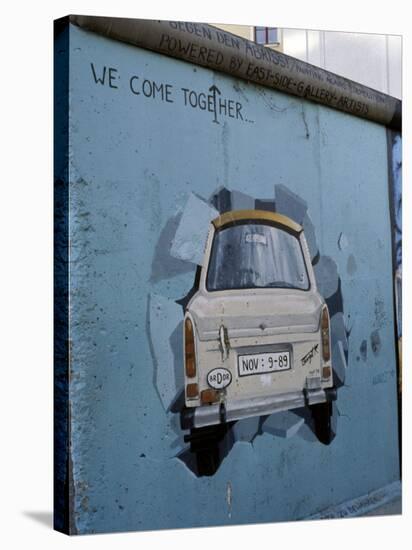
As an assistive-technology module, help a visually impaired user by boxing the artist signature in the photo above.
[301,344,319,366]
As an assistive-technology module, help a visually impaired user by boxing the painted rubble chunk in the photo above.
[232,416,261,443]
[314,255,339,299]
[275,183,308,224]
[370,329,382,356]
[255,199,275,212]
[170,193,219,265]
[262,411,305,438]
[230,190,255,211]
[332,340,347,387]
[209,187,232,213]
[150,214,195,283]
[301,213,319,261]
[149,292,183,411]
[330,312,348,352]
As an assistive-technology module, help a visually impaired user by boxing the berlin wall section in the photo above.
[56,21,400,534]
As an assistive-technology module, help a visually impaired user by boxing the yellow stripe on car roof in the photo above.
[212,209,302,233]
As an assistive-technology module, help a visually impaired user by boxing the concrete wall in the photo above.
[62,23,399,534]
[214,23,402,98]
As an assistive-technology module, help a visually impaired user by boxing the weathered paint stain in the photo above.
[370,330,382,356]
[373,369,395,385]
[360,339,368,361]
[301,104,310,139]
[374,296,387,329]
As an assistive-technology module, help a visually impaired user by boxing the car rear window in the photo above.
[206,222,310,291]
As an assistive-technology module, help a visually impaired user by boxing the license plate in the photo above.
[238,351,290,377]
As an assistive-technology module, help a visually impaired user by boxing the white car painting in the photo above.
[181,209,336,456]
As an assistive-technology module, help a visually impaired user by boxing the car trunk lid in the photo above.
[189,290,322,342]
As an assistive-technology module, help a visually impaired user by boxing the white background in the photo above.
[0,0,409,548]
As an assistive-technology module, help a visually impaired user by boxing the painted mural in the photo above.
[148,186,349,476]
[54,18,401,535]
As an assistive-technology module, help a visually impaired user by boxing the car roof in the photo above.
[212,209,303,234]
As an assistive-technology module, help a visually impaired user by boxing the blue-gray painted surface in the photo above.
[306,480,401,519]
[65,24,399,534]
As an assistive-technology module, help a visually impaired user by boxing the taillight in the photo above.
[185,317,196,378]
[321,305,331,362]
[322,366,331,379]
[201,389,219,404]
[186,383,199,399]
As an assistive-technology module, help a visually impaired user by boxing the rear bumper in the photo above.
[181,387,337,429]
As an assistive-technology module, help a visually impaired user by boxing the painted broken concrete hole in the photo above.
[147,185,350,477]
